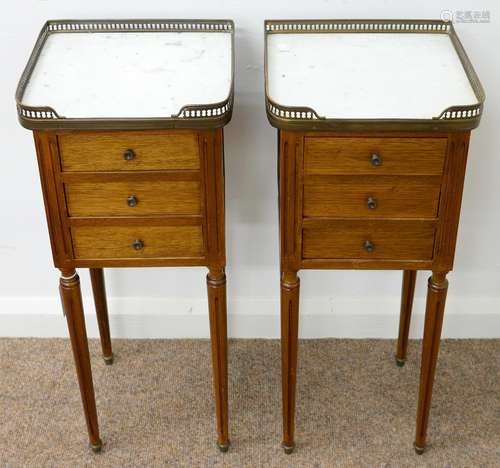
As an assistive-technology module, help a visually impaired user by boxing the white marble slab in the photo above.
[267,33,478,119]
[22,32,232,118]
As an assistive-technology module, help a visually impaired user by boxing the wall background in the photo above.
[1,0,499,339]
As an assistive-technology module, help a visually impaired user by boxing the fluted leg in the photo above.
[60,269,102,452]
[414,272,448,454]
[281,270,300,454]
[89,268,113,365]
[396,270,417,366]
[207,267,229,452]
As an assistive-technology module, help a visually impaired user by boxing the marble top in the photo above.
[21,31,232,119]
[266,32,479,120]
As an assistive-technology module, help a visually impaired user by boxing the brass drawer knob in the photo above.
[363,240,375,253]
[370,153,382,166]
[127,195,138,207]
[132,239,144,251]
[367,197,378,209]
[123,149,136,161]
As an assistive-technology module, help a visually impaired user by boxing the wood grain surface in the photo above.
[71,224,204,259]
[303,176,441,218]
[302,219,436,260]
[65,180,201,217]
[59,131,200,172]
[304,137,447,175]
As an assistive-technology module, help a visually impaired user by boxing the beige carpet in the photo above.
[0,338,498,467]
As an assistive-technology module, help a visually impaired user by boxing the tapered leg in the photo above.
[396,270,417,366]
[414,272,448,454]
[281,270,300,454]
[89,268,113,365]
[60,269,102,452]
[207,267,229,452]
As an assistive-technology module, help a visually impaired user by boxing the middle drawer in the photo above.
[65,179,201,217]
[303,176,441,218]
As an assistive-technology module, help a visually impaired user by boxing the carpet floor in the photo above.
[0,338,498,467]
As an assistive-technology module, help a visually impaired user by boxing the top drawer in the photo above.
[304,137,447,176]
[58,131,200,172]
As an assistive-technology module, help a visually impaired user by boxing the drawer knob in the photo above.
[123,149,136,161]
[132,239,144,251]
[127,195,138,207]
[370,153,383,166]
[367,197,378,210]
[363,240,375,253]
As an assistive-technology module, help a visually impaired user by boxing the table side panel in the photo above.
[432,132,470,271]
[279,131,304,273]
[199,128,226,269]
[33,132,73,267]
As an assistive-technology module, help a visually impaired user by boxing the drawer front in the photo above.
[59,132,200,172]
[65,180,201,217]
[302,220,436,260]
[71,225,204,259]
[303,177,441,218]
[304,137,447,175]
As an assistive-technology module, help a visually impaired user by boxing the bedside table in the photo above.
[265,19,485,454]
[16,19,234,452]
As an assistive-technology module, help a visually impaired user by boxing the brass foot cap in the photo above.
[90,440,103,453]
[282,443,295,455]
[217,441,230,453]
[103,354,114,365]
[395,357,406,367]
[414,444,425,455]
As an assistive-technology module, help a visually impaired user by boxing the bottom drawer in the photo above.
[302,220,436,260]
[71,225,204,259]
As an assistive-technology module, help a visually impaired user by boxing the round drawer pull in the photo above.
[363,240,375,253]
[367,197,378,210]
[127,195,138,207]
[123,149,136,161]
[370,153,382,166]
[132,239,144,251]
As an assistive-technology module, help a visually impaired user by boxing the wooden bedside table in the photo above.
[16,19,234,452]
[265,19,485,454]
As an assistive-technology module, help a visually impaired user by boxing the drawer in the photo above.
[303,176,441,218]
[65,180,201,217]
[59,131,199,172]
[71,225,204,259]
[304,137,447,176]
[302,220,436,260]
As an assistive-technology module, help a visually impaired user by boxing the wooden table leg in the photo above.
[207,267,229,452]
[396,270,417,366]
[414,271,448,454]
[281,270,300,454]
[89,268,113,365]
[60,268,102,452]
